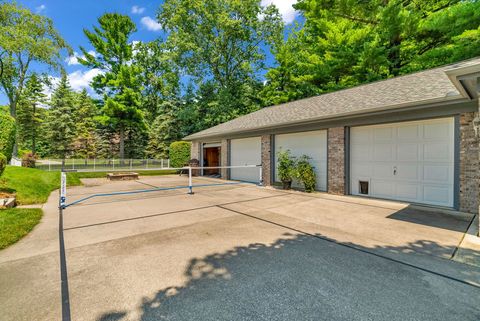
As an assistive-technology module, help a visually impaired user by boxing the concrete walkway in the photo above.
[1,176,479,321]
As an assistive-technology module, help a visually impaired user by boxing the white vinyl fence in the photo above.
[36,159,170,172]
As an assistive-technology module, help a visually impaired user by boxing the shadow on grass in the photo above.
[98,232,480,321]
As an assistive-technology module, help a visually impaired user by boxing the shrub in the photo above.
[21,152,37,168]
[0,114,16,161]
[294,155,316,193]
[277,150,296,188]
[18,149,32,158]
[169,141,191,168]
[0,153,6,177]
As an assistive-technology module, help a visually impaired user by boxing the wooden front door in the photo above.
[203,147,221,175]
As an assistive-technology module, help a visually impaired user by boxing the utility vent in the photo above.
[359,181,369,195]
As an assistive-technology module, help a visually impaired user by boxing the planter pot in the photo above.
[282,180,292,190]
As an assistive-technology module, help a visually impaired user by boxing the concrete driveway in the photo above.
[0,175,479,321]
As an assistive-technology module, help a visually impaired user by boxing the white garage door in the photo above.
[230,137,261,182]
[350,118,455,207]
[275,130,327,191]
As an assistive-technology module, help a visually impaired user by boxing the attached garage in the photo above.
[275,130,327,191]
[350,118,455,207]
[230,137,261,182]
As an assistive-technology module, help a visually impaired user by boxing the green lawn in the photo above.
[0,166,82,205]
[0,166,178,205]
[72,169,178,179]
[0,208,43,249]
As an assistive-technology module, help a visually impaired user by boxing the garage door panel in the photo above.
[397,124,419,141]
[373,165,393,179]
[396,164,419,180]
[351,117,454,207]
[424,143,451,161]
[275,130,327,191]
[371,180,395,198]
[374,127,394,142]
[396,143,418,161]
[230,137,261,182]
[424,185,452,205]
[423,165,451,183]
[373,144,394,161]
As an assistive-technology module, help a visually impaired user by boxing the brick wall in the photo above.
[459,112,479,214]
[221,139,229,179]
[327,127,346,195]
[261,135,272,186]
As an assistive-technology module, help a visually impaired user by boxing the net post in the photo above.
[93,158,96,171]
[188,166,194,195]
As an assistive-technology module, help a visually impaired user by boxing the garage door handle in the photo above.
[393,167,397,175]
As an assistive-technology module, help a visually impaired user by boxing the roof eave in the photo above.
[184,94,466,141]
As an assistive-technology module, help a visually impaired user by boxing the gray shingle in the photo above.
[186,58,480,140]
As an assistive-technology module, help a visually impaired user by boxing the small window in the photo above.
[359,181,369,195]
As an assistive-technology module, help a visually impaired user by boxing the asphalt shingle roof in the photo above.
[186,58,480,140]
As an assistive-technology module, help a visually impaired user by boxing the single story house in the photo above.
[184,58,480,215]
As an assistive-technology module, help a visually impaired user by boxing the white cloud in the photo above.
[65,51,97,66]
[68,68,103,92]
[261,0,298,24]
[36,4,46,14]
[131,5,146,14]
[140,16,162,31]
[42,68,103,101]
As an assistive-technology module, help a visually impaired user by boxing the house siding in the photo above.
[459,111,480,214]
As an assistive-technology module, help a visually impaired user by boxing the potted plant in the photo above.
[277,150,295,189]
[294,155,316,192]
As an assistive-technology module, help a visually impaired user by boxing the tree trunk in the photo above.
[119,126,125,162]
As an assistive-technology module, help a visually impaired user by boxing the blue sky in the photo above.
[0,0,301,105]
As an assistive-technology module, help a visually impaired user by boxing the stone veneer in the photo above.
[221,139,229,179]
[261,135,272,186]
[190,141,201,161]
[327,127,346,195]
[459,111,479,214]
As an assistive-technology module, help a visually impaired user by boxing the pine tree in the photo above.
[72,90,98,158]
[16,73,46,154]
[45,75,76,158]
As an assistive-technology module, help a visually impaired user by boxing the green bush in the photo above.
[169,141,191,168]
[18,149,32,158]
[0,114,16,161]
[294,155,316,193]
[21,152,37,168]
[0,153,6,177]
[277,150,296,187]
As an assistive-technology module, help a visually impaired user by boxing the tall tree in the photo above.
[16,73,46,154]
[158,0,284,131]
[79,13,144,159]
[263,0,480,104]
[0,2,70,156]
[45,75,76,158]
[72,90,98,158]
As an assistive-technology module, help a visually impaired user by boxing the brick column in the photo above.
[221,139,229,180]
[190,141,201,161]
[459,112,479,214]
[261,135,272,186]
[327,127,345,195]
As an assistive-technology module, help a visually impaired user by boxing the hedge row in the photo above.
[0,114,16,161]
[0,153,6,177]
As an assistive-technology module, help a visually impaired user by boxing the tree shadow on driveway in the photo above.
[98,232,480,321]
